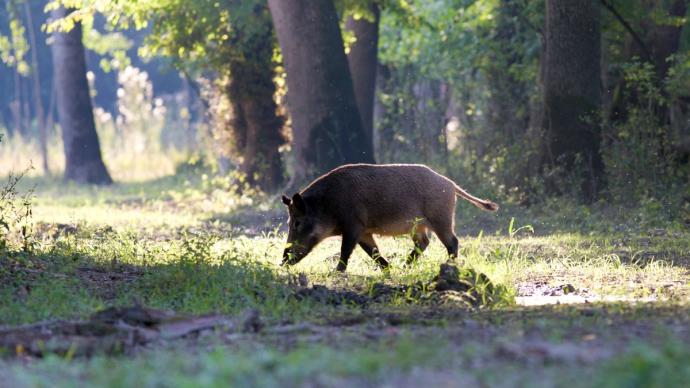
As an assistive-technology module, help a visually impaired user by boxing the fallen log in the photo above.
[0,306,238,358]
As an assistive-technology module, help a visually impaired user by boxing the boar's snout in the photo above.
[281,244,304,266]
[281,247,293,266]
[281,238,314,266]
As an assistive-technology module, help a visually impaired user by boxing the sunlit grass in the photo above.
[33,204,199,229]
[0,131,189,183]
[7,171,689,314]
[281,232,689,300]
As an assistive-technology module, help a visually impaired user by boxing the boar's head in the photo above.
[281,193,331,266]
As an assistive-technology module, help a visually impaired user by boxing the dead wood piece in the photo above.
[264,323,318,335]
[92,305,177,326]
[0,306,237,358]
[155,316,235,339]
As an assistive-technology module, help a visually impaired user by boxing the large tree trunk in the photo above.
[230,61,285,191]
[268,0,375,186]
[222,4,285,192]
[345,2,379,155]
[542,0,602,199]
[50,7,112,185]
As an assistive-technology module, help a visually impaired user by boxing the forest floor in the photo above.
[1,171,689,387]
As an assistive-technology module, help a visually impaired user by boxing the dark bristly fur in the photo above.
[281,164,498,272]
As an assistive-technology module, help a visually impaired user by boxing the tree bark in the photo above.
[542,0,602,199]
[268,0,375,186]
[227,58,285,191]
[345,2,379,156]
[222,4,285,192]
[24,0,50,175]
[50,7,112,185]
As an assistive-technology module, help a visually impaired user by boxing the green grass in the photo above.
[3,338,452,387]
[1,169,689,386]
[596,341,690,388]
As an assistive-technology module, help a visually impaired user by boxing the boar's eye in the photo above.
[295,220,301,228]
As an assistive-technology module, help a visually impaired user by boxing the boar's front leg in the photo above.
[336,227,363,272]
[359,234,389,270]
[406,229,430,265]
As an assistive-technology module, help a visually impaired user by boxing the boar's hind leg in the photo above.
[359,234,389,270]
[336,227,363,272]
[436,231,459,258]
[430,219,459,258]
[406,230,430,265]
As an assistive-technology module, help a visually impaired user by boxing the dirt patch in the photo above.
[517,281,585,298]
[76,265,144,301]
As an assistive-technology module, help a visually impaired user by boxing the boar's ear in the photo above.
[291,193,306,214]
[281,195,291,206]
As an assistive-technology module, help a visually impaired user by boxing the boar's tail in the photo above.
[453,185,499,212]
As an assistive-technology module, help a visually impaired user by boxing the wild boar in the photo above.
[281,163,498,272]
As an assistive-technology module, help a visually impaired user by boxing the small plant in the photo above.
[507,217,534,238]
[0,169,35,253]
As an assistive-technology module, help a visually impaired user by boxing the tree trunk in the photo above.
[345,2,379,156]
[11,71,22,137]
[227,62,285,191]
[235,96,285,191]
[24,0,50,175]
[542,0,602,199]
[268,0,375,186]
[50,7,112,185]
[222,4,285,192]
